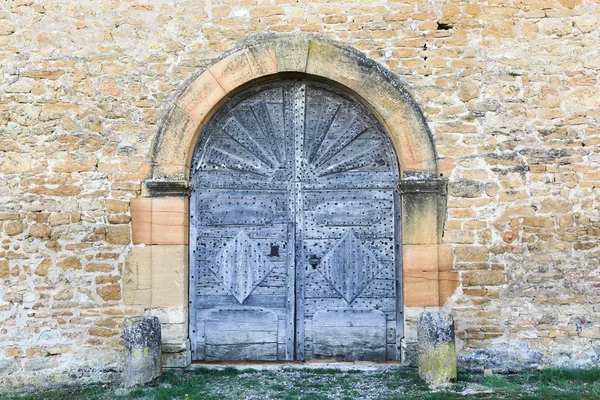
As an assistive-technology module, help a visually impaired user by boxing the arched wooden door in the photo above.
[189,80,401,361]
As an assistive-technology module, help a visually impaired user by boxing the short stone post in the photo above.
[123,316,162,387]
[417,311,457,387]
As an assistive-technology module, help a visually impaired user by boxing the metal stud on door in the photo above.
[190,80,401,361]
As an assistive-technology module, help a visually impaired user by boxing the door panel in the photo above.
[204,308,279,360]
[312,309,387,361]
[190,80,400,361]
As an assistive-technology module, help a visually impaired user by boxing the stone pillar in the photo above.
[123,316,162,387]
[417,311,457,387]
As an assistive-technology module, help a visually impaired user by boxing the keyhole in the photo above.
[270,244,279,257]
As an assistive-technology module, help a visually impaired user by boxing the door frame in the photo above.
[131,36,453,367]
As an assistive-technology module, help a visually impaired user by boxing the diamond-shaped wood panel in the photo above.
[318,231,384,304]
[211,230,275,304]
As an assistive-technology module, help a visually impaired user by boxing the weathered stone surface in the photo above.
[448,180,483,198]
[540,198,571,214]
[48,213,71,227]
[558,0,582,9]
[0,153,31,173]
[418,312,457,387]
[106,226,131,245]
[462,271,505,287]
[162,347,192,368]
[151,245,188,307]
[0,1,599,392]
[4,221,25,236]
[0,260,9,279]
[107,199,129,214]
[97,284,122,301]
[0,20,16,36]
[29,224,51,239]
[34,259,51,276]
[123,316,162,387]
[56,257,81,270]
[124,246,152,307]
[89,327,118,337]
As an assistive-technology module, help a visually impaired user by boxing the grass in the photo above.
[3,366,600,400]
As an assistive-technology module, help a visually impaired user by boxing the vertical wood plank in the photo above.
[292,83,306,360]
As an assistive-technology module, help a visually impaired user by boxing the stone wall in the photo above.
[1,0,599,391]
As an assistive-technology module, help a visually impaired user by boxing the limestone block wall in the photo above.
[0,0,599,391]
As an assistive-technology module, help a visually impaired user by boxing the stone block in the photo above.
[106,225,131,245]
[97,284,122,301]
[438,244,458,305]
[209,49,256,93]
[124,289,152,307]
[439,271,459,305]
[0,153,32,174]
[176,70,227,123]
[246,44,278,77]
[162,341,190,354]
[5,221,25,236]
[123,316,162,387]
[29,223,51,239]
[0,260,9,279]
[130,198,152,245]
[558,0,582,9]
[151,164,188,181]
[151,245,188,308]
[306,40,372,95]
[162,349,192,368]
[161,323,188,344]
[402,193,440,245]
[154,104,202,173]
[124,247,153,307]
[151,307,187,324]
[272,36,309,72]
[400,178,447,245]
[437,244,453,272]
[57,257,81,270]
[448,180,484,198]
[462,270,505,287]
[454,246,489,262]
[404,245,439,307]
[385,111,437,173]
[418,311,457,387]
[151,197,188,245]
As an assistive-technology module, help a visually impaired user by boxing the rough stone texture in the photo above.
[123,316,162,387]
[0,0,599,392]
[418,312,457,387]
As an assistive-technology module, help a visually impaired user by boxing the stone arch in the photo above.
[128,35,456,367]
[149,36,437,180]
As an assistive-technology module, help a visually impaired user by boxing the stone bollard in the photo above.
[123,316,162,387]
[417,311,457,387]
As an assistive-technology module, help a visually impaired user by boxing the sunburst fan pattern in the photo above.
[193,84,392,183]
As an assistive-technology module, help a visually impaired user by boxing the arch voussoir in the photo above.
[151,36,438,180]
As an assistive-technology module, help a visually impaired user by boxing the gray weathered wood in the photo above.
[190,80,401,361]
[312,309,386,361]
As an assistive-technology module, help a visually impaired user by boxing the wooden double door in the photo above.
[189,80,401,361]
